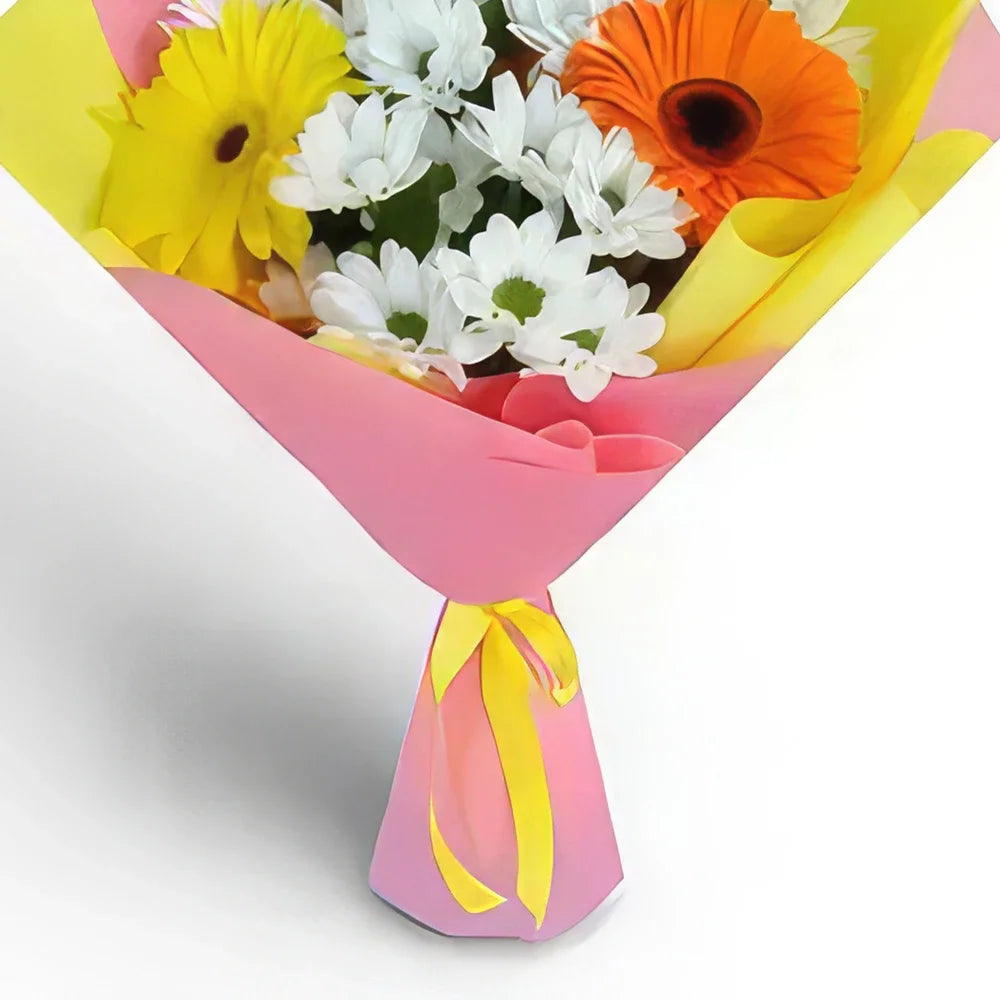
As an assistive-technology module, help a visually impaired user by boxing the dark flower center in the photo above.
[659,79,763,167]
[215,124,250,164]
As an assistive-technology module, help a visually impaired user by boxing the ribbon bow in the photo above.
[428,599,580,930]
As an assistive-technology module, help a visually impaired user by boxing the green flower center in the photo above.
[563,329,603,353]
[492,277,545,325]
[386,311,429,344]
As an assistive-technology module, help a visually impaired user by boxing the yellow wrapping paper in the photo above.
[0,0,122,238]
[652,0,993,371]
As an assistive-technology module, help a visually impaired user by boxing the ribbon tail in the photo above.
[481,624,554,930]
[429,798,507,915]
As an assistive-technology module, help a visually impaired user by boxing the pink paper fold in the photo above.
[498,356,782,452]
[918,4,1000,141]
[91,0,171,89]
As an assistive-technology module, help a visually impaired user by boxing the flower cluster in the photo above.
[102,0,876,401]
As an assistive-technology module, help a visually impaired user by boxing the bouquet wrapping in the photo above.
[2,0,998,941]
[108,266,768,938]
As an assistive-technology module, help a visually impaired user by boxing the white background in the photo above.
[2,5,1000,996]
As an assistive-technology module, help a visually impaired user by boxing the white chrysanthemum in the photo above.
[551,122,690,260]
[419,114,495,235]
[503,0,616,77]
[342,0,493,114]
[510,272,663,402]
[310,241,468,388]
[271,92,432,220]
[457,72,590,209]
[770,0,876,88]
[164,0,342,30]
[436,211,595,363]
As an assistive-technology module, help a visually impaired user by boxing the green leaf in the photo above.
[308,208,368,258]
[480,0,513,53]
[563,329,602,353]
[369,164,456,259]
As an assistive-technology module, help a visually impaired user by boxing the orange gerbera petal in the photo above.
[562,0,863,242]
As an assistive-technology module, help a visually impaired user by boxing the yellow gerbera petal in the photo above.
[99,0,365,301]
[0,0,122,237]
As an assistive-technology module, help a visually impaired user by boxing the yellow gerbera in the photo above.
[99,0,365,300]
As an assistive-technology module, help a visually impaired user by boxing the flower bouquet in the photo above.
[1,0,998,942]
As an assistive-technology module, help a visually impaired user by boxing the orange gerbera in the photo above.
[562,0,863,243]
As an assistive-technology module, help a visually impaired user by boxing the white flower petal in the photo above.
[446,274,498,319]
[346,0,493,113]
[602,313,665,356]
[384,107,431,182]
[440,185,484,234]
[312,273,389,333]
[448,325,509,364]
[771,0,850,38]
[337,250,392,315]
[349,158,393,199]
[565,354,613,403]
[542,233,592,287]
[383,244,425,315]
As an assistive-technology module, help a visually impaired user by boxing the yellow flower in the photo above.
[97,0,365,300]
[648,0,993,371]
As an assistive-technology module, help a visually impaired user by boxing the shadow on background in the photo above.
[113,599,409,884]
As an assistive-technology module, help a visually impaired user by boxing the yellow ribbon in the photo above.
[428,599,580,930]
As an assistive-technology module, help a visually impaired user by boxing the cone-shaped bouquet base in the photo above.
[369,599,623,942]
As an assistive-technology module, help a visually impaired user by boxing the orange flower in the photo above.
[561,0,863,242]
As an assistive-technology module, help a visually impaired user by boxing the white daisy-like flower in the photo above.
[510,272,663,402]
[552,122,690,261]
[457,72,590,209]
[770,0,876,88]
[310,241,468,388]
[342,0,493,114]
[271,92,432,220]
[163,0,342,31]
[419,114,495,235]
[436,210,594,363]
[503,0,617,77]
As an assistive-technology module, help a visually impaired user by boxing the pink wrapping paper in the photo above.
[111,269,775,605]
[92,0,169,88]
[1,0,994,946]
[919,5,1000,140]
[109,267,778,938]
[370,596,623,941]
